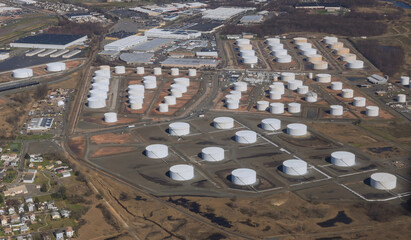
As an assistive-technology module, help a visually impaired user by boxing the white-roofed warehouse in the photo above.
[104,35,147,52]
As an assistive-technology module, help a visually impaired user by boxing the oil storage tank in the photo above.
[87,97,106,109]
[257,101,269,111]
[353,97,366,107]
[346,60,364,69]
[164,96,176,105]
[330,105,343,116]
[286,123,307,136]
[261,118,281,131]
[276,55,292,63]
[231,168,257,185]
[331,81,343,90]
[146,144,168,158]
[213,117,234,129]
[171,68,179,76]
[159,103,169,112]
[400,76,409,86]
[297,86,309,94]
[174,77,190,87]
[169,164,194,181]
[235,130,257,144]
[153,67,162,75]
[370,172,397,190]
[114,66,126,74]
[188,69,197,77]
[305,92,318,103]
[282,159,308,176]
[46,62,66,72]
[266,38,280,45]
[270,102,285,114]
[136,67,144,74]
[342,89,354,98]
[13,68,33,78]
[323,36,338,45]
[234,82,248,92]
[340,53,356,62]
[104,112,117,123]
[288,102,301,113]
[169,122,190,136]
[366,106,379,117]
[201,147,225,162]
[312,61,328,70]
[281,72,295,81]
[331,151,355,167]
[316,74,331,83]
[307,54,322,62]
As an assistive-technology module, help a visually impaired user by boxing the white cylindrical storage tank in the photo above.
[271,49,288,57]
[153,67,162,75]
[235,130,257,144]
[231,168,257,185]
[336,47,350,55]
[93,77,110,84]
[104,112,117,123]
[366,106,379,117]
[397,94,406,103]
[269,90,282,100]
[146,144,168,158]
[288,102,301,114]
[225,94,241,102]
[316,74,331,83]
[340,53,356,62]
[128,84,145,94]
[281,72,295,81]
[293,37,307,44]
[287,80,303,90]
[353,97,366,107]
[226,99,239,109]
[136,67,145,74]
[143,79,157,89]
[342,89,354,98]
[331,81,343,90]
[46,62,66,72]
[400,76,410,86]
[261,118,281,131]
[305,92,318,103]
[347,60,364,69]
[270,102,284,114]
[307,54,322,63]
[276,55,292,63]
[297,43,312,50]
[114,66,125,74]
[269,43,284,51]
[370,173,397,190]
[331,42,343,50]
[257,100,269,111]
[240,49,255,57]
[94,69,110,78]
[143,75,156,82]
[169,122,190,136]
[170,89,182,98]
[234,82,247,92]
[243,56,258,64]
[270,82,285,94]
[89,89,108,99]
[129,95,144,102]
[92,83,109,92]
[236,38,250,45]
[308,72,313,79]
[130,99,143,110]
[330,105,343,116]
[238,44,253,51]
[286,123,307,136]
[323,36,338,45]
[13,68,33,78]
[282,159,308,176]
[201,147,224,162]
[297,86,309,94]
[312,61,328,70]
[171,68,179,76]
[188,69,197,77]
[331,151,355,167]
[301,48,317,56]
[164,96,176,105]
[159,103,168,112]
[87,97,106,109]
[230,90,242,98]
[100,65,110,71]
[170,84,187,93]
[174,77,190,87]
[169,164,194,181]
[213,117,234,129]
[266,38,281,45]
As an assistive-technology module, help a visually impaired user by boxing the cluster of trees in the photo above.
[353,39,405,76]
[96,203,121,230]
[47,19,105,37]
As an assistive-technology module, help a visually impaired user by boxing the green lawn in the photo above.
[17,134,54,141]
[2,169,18,183]
[2,142,22,154]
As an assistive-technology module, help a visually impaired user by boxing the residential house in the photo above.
[1,215,7,226]
[27,203,35,212]
[25,197,33,203]
[60,210,70,218]
[4,185,28,196]
[29,155,43,163]
[20,224,29,234]
[29,213,35,223]
[65,226,74,238]
[21,216,29,223]
[55,230,64,240]
[10,214,20,224]
[4,227,12,234]
[47,202,57,211]
[51,212,61,220]
[18,204,25,214]
[8,207,15,215]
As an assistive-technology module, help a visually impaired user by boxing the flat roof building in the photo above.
[104,35,147,52]
[119,52,154,64]
[10,34,87,49]
[27,117,54,131]
[240,15,263,24]
[161,57,219,68]
[131,38,174,52]
[145,29,201,40]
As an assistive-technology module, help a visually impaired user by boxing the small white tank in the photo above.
[269,90,282,100]
[136,67,145,74]
[336,48,350,55]
[312,61,328,70]
[400,76,409,86]
[330,105,343,116]
[340,53,357,62]
[94,69,110,78]
[164,96,176,105]
[202,147,224,162]
[87,97,106,109]
[293,37,307,44]
[226,94,241,102]
[270,102,284,114]
[270,82,285,94]
[288,102,301,114]
[159,103,169,113]
[397,94,406,103]
[169,122,190,136]
[243,56,258,64]
[308,72,313,79]
[213,117,234,129]
[234,82,248,92]
[331,42,343,50]
[353,97,366,107]
[342,89,354,98]
[370,172,397,190]
[331,81,343,90]
[305,92,318,103]
[331,151,355,167]
[128,84,145,94]
[153,67,162,75]
[171,68,179,76]
[170,83,186,93]
[104,112,117,123]
[13,68,33,78]
[323,36,338,45]
[46,62,66,72]
[257,100,269,111]
[261,118,281,131]
[366,106,379,117]
[100,65,110,71]
[231,168,257,185]
[143,79,157,89]
[269,43,284,50]
[316,74,331,83]
[301,48,317,56]
[188,69,197,77]
[235,130,257,144]
[307,54,322,62]
[174,77,190,87]
[346,60,364,69]
[236,38,250,45]
[286,123,307,136]
[114,66,125,74]
[281,72,295,81]
[226,99,239,109]
[130,99,143,110]
[266,38,281,45]
[282,159,308,176]
[230,90,242,98]
[297,43,312,50]
[92,83,109,92]
[276,55,292,63]
[240,49,255,57]
[146,144,168,158]
[171,89,182,98]
[90,89,108,99]
[169,164,194,181]
[297,86,309,94]
[271,49,287,57]
[287,80,303,90]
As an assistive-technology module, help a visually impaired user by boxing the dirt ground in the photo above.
[91,146,136,158]
[90,133,138,145]
[68,136,86,159]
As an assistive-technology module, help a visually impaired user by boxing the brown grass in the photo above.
[90,133,138,145]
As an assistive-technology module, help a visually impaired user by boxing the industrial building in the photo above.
[0,51,9,61]
[145,29,201,40]
[119,53,154,64]
[202,7,255,20]
[27,117,54,131]
[10,34,87,49]
[240,15,263,24]
[104,35,147,52]
[161,57,219,68]
[367,74,388,84]
[131,38,174,52]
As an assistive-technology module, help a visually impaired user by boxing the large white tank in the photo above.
[231,168,257,185]
[213,117,234,129]
[269,90,282,100]
[87,97,106,109]
[143,79,157,89]
[342,89,354,98]
[297,43,312,50]
[331,81,343,90]
[340,53,356,62]
[336,47,350,55]
[153,67,162,75]
[266,38,280,45]
[159,103,169,112]
[243,56,258,64]
[146,144,168,158]
[353,97,366,107]
[297,86,309,94]
[104,112,118,123]
[331,42,343,50]
[240,49,255,57]
[235,130,257,144]
[293,37,307,44]
[169,164,194,181]
[94,69,110,78]
[276,55,292,63]
[238,44,253,51]
[301,48,317,56]
[288,102,301,113]
[188,68,197,77]
[164,96,176,105]
[269,43,284,50]
[257,100,269,111]
[282,159,308,176]
[169,122,190,136]
[370,172,397,190]
[346,60,364,69]
[312,61,328,70]
[136,67,145,74]
[281,72,295,81]
[330,105,343,116]
[226,99,239,109]
[174,77,190,87]
[236,38,250,45]
[366,106,379,117]
[89,89,108,99]
[287,80,303,90]
[171,89,182,98]
[171,68,179,76]
[93,76,110,84]
[230,90,242,98]
[114,66,126,74]
[286,123,307,136]
[128,84,145,94]
[92,83,109,92]
[202,147,224,162]
[46,62,66,72]
[226,93,241,102]
[397,94,406,103]
[130,99,143,110]
[270,102,284,114]
[270,82,285,94]
[261,118,281,131]
[316,74,331,83]
[307,54,322,62]
[100,65,110,71]
[234,82,247,92]
[305,92,318,103]
[13,68,33,78]
[400,76,410,86]
[331,151,355,167]
[271,49,287,57]
[323,36,338,45]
